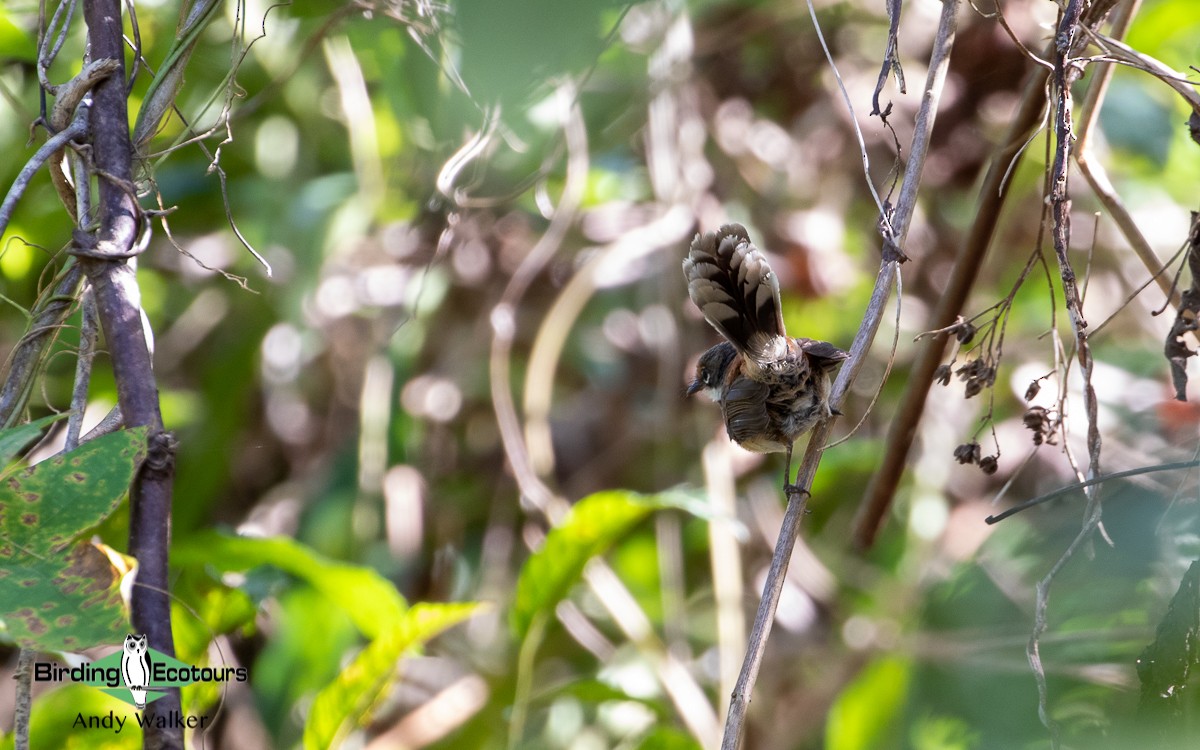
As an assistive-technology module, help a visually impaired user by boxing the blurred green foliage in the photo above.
[0,0,1199,748]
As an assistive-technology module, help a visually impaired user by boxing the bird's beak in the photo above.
[686,379,703,397]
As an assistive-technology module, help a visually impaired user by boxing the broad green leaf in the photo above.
[0,427,147,651]
[172,532,407,638]
[0,413,68,470]
[0,427,148,553]
[511,490,658,638]
[302,602,483,750]
[826,656,911,750]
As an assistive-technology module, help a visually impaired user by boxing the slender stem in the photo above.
[507,613,547,750]
[720,2,960,747]
[65,287,99,451]
[1027,4,1103,745]
[0,107,89,238]
[986,459,1200,524]
[0,265,84,427]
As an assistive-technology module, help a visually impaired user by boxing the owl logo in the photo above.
[120,634,151,709]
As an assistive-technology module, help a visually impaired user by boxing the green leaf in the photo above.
[1137,558,1200,720]
[510,490,659,638]
[635,726,703,750]
[302,602,483,750]
[826,656,911,750]
[0,413,68,469]
[1,683,141,749]
[909,714,979,750]
[132,0,222,151]
[172,531,407,638]
[0,8,36,63]
[0,427,148,651]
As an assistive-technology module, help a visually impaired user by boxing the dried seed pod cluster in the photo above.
[953,440,999,475]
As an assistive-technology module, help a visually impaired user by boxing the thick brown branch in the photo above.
[82,2,181,748]
[84,5,138,258]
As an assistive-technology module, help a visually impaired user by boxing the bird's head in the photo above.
[687,341,737,401]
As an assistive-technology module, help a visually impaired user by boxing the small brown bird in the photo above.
[684,223,848,488]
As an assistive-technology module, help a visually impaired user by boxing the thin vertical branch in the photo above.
[1047,0,1087,334]
[1027,2,1103,745]
[13,650,35,750]
[81,1,182,748]
[65,288,100,450]
[720,1,960,747]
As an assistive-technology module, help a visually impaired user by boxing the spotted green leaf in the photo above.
[0,427,148,650]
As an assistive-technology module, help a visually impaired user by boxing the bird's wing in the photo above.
[798,338,850,370]
[721,374,774,450]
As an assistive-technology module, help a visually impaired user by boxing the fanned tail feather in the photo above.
[683,223,786,362]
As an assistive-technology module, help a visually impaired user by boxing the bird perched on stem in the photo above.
[683,223,848,492]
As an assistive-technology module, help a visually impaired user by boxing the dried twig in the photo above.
[1082,27,1200,113]
[1164,214,1200,399]
[853,54,1050,549]
[870,0,905,120]
[985,459,1200,524]
[1025,3,1104,744]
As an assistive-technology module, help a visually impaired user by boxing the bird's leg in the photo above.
[783,443,809,500]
